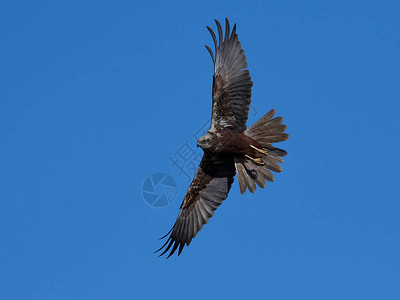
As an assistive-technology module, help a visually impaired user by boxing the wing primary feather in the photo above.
[206,26,218,51]
[191,215,198,238]
[167,241,180,258]
[173,218,184,243]
[154,237,171,254]
[224,18,230,42]
[158,238,174,257]
[158,227,173,240]
[215,19,223,46]
[188,214,194,245]
[182,218,190,248]
[231,23,236,37]
[155,238,173,257]
[205,45,215,63]
[178,242,185,256]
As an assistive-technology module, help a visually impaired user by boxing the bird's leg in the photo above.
[250,145,270,156]
[245,155,265,165]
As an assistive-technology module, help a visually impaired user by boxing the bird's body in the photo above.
[157,18,289,258]
[198,130,257,156]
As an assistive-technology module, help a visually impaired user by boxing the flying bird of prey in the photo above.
[156,18,289,258]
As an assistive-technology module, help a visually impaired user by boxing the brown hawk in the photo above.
[156,18,289,258]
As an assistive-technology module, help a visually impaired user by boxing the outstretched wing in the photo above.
[206,18,253,133]
[156,153,235,258]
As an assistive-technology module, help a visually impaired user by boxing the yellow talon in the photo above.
[250,145,270,156]
[245,155,265,165]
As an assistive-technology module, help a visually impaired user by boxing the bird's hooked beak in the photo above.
[197,139,204,148]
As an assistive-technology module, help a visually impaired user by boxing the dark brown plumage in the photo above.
[156,18,289,258]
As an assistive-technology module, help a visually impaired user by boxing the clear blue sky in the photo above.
[1,1,399,299]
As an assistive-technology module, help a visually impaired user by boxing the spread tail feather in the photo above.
[235,109,289,194]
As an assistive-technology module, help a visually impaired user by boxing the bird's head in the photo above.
[197,132,213,150]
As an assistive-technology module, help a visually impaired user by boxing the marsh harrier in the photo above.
[156,18,289,258]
